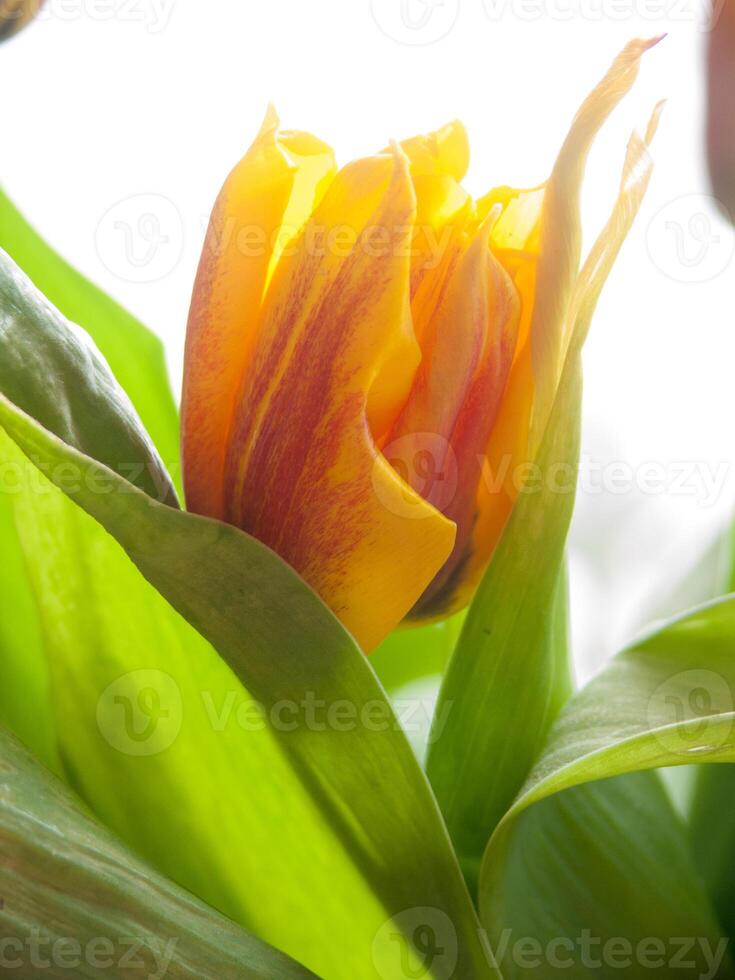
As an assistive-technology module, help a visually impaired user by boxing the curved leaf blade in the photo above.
[0,393,498,979]
[0,427,387,979]
[0,725,316,980]
[479,596,735,974]
[488,771,729,979]
[0,248,177,506]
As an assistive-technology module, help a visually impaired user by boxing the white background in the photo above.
[2,0,734,680]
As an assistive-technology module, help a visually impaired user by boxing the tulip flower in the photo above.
[182,38,660,652]
[0,0,44,40]
[707,0,735,218]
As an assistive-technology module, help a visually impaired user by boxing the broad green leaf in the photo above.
[0,428,386,979]
[487,771,729,979]
[0,489,58,772]
[0,406,497,979]
[0,725,316,979]
[690,764,735,941]
[0,243,496,976]
[686,527,735,942]
[0,188,180,482]
[0,191,180,777]
[0,248,177,506]
[479,595,735,974]
[425,359,580,891]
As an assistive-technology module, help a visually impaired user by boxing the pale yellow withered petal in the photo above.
[528,36,663,456]
[440,41,662,612]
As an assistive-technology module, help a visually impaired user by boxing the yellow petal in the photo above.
[399,119,471,182]
[182,108,335,519]
[369,122,473,442]
[223,147,455,651]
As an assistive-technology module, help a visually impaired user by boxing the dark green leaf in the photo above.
[0,188,180,484]
[0,248,177,506]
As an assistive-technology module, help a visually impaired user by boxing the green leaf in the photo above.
[0,489,58,773]
[0,247,496,976]
[686,531,735,943]
[0,415,497,976]
[0,428,386,979]
[425,359,580,891]
[487,771,729,979]
[0,188,180,485]
[0,191,180,778]
[0,248,177,507]
[479,595,735,976]
[0,725,317,979]
[690,764,735,942]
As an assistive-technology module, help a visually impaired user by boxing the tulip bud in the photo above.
[0,0,44,41]
[183,39,660,652]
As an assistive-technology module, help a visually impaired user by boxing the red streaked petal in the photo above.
[182,108,335,519]
[223,148,455,651]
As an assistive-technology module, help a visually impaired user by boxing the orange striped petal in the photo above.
[387,213,520,617]
[182,108,335,519]
[222,147,455,651]
[369,123,473,443]
[401,121,472,300]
